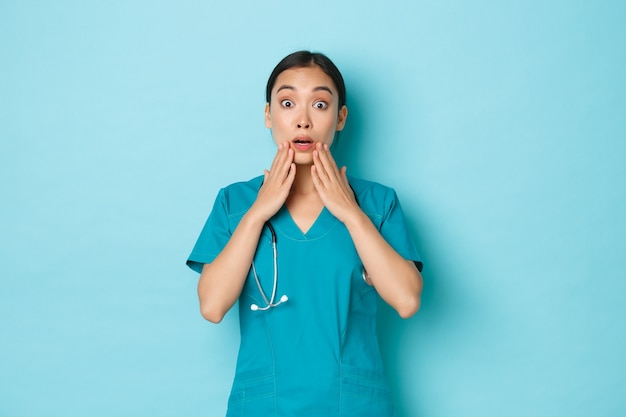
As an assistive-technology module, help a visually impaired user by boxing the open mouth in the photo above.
[292,138,314,151]
[293,137,313,145]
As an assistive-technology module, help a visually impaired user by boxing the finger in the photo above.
[267,142,288,173]
[277,148,294,180]
[267,144,293,182]
[311,164,325,194]
[322,143,340,171]
[312,144,332,179]
[280,144,294,173]
[339,166,353,195]
[285,163,296,186]
[270,142,291,169]
[314,143,340,180]
[340,166,348,181]
[312,152,333,191]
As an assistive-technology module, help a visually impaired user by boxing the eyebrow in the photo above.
[276,85,334,95]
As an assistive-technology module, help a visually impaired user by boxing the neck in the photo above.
[291,163,316,195]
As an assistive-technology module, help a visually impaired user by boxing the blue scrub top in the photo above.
[187,175,422,417]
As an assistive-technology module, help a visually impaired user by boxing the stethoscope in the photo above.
[250,222,289,311]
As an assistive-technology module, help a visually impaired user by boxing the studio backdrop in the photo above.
[1,1,625,416]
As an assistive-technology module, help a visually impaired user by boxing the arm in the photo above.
[198,143,295,323]
[342,212,423,318]
[311,143,422,318]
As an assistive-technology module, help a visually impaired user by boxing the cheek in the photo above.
[271,112,292,129]
[268,117,292,142]
[320,116,339,134]
[272,119,290,136]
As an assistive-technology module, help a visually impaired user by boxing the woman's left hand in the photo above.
[311,143,360,223]
[312,144,422,318]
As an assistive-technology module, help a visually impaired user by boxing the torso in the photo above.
[187,174,420,416]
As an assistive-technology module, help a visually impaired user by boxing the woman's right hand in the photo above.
[198,143,295,323]
[249,142,296,222]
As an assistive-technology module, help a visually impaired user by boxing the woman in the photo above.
[187,50,423,416]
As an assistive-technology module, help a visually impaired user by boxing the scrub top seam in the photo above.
[226,209,251,223]
[272,221,341,242]
[263,312,278,417]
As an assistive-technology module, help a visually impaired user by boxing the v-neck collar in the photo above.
[271,205,338,241]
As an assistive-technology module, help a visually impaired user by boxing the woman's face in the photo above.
[265,65,347,165]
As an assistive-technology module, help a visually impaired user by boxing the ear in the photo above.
[336,105,348,131]
[264,103,272,128]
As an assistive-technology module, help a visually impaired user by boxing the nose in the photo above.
[296,110,311,129]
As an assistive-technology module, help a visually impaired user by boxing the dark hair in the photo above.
[265,51,346,109]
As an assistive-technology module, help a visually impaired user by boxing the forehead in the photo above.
[272,66,337,95]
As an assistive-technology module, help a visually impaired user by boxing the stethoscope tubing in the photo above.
[250,222,286,311]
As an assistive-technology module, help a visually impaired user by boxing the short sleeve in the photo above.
[379,190,423,272]
[186,189,232,274]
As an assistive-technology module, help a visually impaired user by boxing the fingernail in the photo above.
[324,144,329,150]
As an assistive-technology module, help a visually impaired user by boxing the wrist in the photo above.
[342,207,371,231]
[241,207,270,230]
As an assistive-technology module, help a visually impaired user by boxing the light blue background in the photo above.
[1,1,625,416]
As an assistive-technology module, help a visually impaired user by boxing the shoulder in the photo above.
[348,176,394,195]
[216,175,263,216]
[348,176,399,219]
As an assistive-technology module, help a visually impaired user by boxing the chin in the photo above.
[293,153,314,166]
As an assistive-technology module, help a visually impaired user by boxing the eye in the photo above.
[314,101,328,110]
[280,99,294,108]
